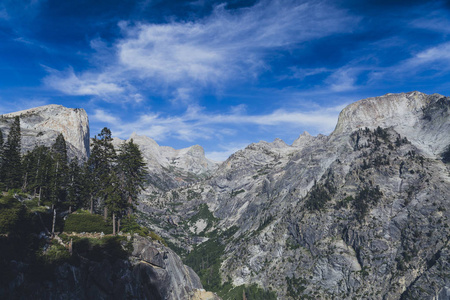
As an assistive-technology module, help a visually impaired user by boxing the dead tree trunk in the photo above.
[112,212,116,235]
[51,209,56,237]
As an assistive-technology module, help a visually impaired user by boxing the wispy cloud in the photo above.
[405,42,450,68]
[89,103,344,146]
[410,8,450,34]
[366,41,450,83]
[43,0,358,102]
[43,67,124,97]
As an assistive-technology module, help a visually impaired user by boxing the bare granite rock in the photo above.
[0,104,90,160]
[139,92,450,299]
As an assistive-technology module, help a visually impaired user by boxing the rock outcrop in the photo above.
[1,234,217,300]
[0,104,90,160]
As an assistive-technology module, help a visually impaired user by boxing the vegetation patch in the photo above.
[188,203,218,234]
[305,181,333,211]
[286,275,308,298]
[187,189,201,201]
[353,186,383,219]
[183,226,238,293]
[64,211,112,234]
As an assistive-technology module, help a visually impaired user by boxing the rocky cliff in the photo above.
[138,92,450,299]
[1,234,219,300]
[0,104,90,160]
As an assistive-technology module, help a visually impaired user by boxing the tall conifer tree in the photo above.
[117,139,147,216]
[0,129,4,188]
[67,158,84,212]
[50,134,69,208]
[88,127,116,216]
[2,116,22,190]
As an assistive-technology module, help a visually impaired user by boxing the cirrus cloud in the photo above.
[43,0,358,102]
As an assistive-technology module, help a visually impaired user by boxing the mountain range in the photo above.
[2,91,449,299]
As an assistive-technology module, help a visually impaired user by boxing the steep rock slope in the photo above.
[1,234,219,300]
[113,133,219,193]
[139,92,450,299]
[0,105,90,159]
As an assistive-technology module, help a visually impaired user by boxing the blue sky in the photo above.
[1,0,450,160]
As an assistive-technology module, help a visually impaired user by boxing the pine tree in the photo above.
[104,170,125,235]
[22,145,53,205]
[81,161,95,213]
[2,116,22,190]
[0,129,4,189]
[49,134,69,209]
[117,139,148,216]
[67,158,84,212]
[88,127,116,216]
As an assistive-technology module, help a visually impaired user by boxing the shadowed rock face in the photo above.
[1,235,210,300]
[0,104,90,160]
[138,92,450,299]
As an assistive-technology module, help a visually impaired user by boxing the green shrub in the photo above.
[305,182,331,211]
[44,241,70,263]
[149,231,167,246]
[64,212,112,234]
[0,196,32,235]
[354,186,383,219]
[120,215,150,237]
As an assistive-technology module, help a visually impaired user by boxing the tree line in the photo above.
[0,116,148,235]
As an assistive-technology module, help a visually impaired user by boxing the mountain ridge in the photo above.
[136,91,450,299]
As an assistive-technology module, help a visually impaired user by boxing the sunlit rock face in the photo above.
[139,92,450,299]
[0,104,90,160]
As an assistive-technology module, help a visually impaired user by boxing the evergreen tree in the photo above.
[49,134,69,209]
[104,170,125,235]
[88,127,116,216]
[117,139,147,216]
[2,117,22,190]
[67,158,84,212]
[0,129,4,188]
[22,146,53,205]
[81,161,95,213]
[52,133,68,163]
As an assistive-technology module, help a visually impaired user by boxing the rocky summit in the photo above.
[1,91,449,300]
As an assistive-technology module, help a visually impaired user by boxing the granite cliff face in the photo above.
[334,91,450,156]
[0,105,90,160]
[138,92,450,299]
